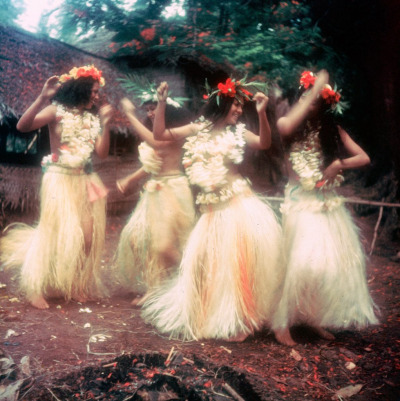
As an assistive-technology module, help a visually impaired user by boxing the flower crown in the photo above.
[299,71,347,114]
[59,65,105,87]
[204,77,268,106]
[118,74,188,108]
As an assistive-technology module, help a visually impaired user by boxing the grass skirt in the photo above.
[0,169,107,302]
[117,174,195,293]
[142,188,283,340]
[272,185,379,330]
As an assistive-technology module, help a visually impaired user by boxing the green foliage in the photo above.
[118,73,189,106]
[0,0,24,27]
[44,0,345,93]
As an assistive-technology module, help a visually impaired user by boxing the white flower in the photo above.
[145,179,164,192]
[300,177,316,191]
[166,98,181,108]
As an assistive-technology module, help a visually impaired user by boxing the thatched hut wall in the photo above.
[0,26,141,216]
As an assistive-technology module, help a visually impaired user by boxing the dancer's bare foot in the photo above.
[30,294,49,309]
[131,293,149,306]
[312,326,335,341]
[226,332,248,342]
[274,327,297,346]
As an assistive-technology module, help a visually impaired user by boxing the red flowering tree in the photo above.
[38,0,343,93]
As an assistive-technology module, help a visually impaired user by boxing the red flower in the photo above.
[76,67,87,78]
[315,179,326,188]
[140,27,156,41]
[51,153,59,163]
[203,94,209,100]
[300,71,316,89]
[241,88,253,98]
[217,78,236,97]
[321,86,340,105]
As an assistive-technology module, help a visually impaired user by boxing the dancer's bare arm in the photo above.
[120,98,174,149]
[245,92,271,150]
[117,167,148,195]
[322,127,370,180]
[153,82,198,141]
[95,104,113,159]
[17,76,60,132]
[277,70,329,137]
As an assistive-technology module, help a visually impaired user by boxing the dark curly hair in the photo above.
[52,77,98,112]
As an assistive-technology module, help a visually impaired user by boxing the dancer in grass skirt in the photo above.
[116,94,195,304]
[0,65,112,309]
[272,70,378,346]
[142,78,283,341]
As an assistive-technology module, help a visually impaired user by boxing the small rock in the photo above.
[290,348,302,361]
[345,361,356,370]
[20,356,31,376]
[332,384,363,400]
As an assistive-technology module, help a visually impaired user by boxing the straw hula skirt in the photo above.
[0,165,107,302]
[117,174,195,293]
[272,185,378,331]
[142,181,283,341]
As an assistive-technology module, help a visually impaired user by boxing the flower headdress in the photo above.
[299,71,347,114]
[59,65,105,87]
[118,74,189,108]
[204,77,268,106]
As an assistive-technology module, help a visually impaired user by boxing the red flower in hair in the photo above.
[321,85,340,105]
[76,67,87,78]
[217,78,236,97]
[241,88,253,98]
[300,71,316,89]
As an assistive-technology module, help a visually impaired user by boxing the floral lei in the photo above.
[42,103,101,171]
[289,122,344,192]
[182,118,249,205]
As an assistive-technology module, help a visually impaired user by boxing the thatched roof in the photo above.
[0,24,129,129]
[0,24,235,124]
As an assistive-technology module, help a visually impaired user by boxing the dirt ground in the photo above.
[0,208,399,400]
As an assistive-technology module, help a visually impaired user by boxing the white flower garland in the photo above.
[182,119,248,205]
[289,123,344,191]
[196,178,251,206]
[42,103,101,170]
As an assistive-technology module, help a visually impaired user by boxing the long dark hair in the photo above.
[200,94,235,125]
[143,101,194,130]
[52,77,98,112]
[284,90,344,168]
